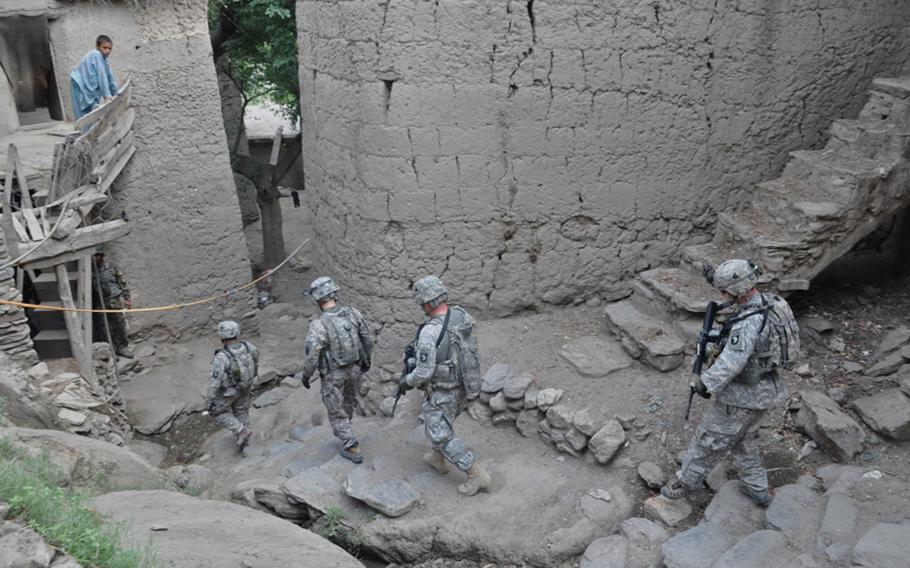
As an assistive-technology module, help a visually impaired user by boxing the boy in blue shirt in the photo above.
[70,35,118,119]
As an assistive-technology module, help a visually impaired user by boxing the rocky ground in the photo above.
[100,247,908,567]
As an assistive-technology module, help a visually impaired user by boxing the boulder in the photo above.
[491,411,518,426]
[588,420,625,464]
[852,523,910,568]
[0,523,54,568]
[128,439,168,468]
[703,480,766,537]
[253,482,311,520]
[866,351,906,377]
[636,461,665,489]
[166,464,214,494]
[851,389,910,440]
[545,517,597,560]
[467,400,493,422]
[559,336,632,377]
[90,490,362,567]
[537,388,564,411]
[766,483,826,549]
[711,530,795,568]
[573,408,604,436]
[580,487,634,530]
[565,428,588,452]
[344,469,420,518]
[489,392,509,413]
[282,467,342,516]
[815,493,857,559]
[524,386,540,409]
[794,390,865,462]
[661,522,737,568]
[619,517,669,546]
[502,373,534,400]
[481,363,511,393]
[902,375,910,397]
[871,326,910,361]
[0,427,168,491]
[580,535,628,568]
[515,409,540,437]
[254,385,296,408]
[644,495,691,527]
[547,405,575,429]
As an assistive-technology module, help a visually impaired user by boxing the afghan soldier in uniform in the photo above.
[662,259,794,506]
[206,320,258,450]
[399,275,492,496]
[295,277,373,464]
[92,246,133,358]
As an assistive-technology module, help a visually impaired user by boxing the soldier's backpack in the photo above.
[443,306,482,398]
[761,293,800,370]
[217,341,257,388]
[320,308,362,368]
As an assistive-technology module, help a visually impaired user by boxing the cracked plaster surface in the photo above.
[296,0,910,334]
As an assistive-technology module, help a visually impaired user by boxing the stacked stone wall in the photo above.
[297,0,910,336]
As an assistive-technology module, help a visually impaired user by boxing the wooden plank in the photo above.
[16,220,130,265]
[12,147,34,210]
[79,255,93,369]
[90,107,135,158]
[269,126,284,166]
[20,249,93,272]
[56,264,94,385]
[20,208,44,241]
[98,145,135,194]
[74,77,131,132]
[10,213,30,242]
[93,131,135,179]
[1,146,16,258]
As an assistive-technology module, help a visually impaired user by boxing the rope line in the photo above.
[0,238,310,314]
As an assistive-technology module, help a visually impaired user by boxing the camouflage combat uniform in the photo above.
[300,305,373,449]
[404,307,477,472]
[677,293,789,496]
[93,260,130,351]
[206,340,259,435]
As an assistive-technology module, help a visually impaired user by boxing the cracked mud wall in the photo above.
[298,0,910,326]
[32,0,254,334]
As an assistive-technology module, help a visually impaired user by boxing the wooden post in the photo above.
[56,264,94,386]
[269,126,284,166]
[79,255,93,370]
[2,145,19,258]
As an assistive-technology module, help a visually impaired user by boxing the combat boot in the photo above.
[422,450,449,475]
[340,443,363,464]
[660,478,688,500]
[457,462,492,496]
[739,483,772,507]
[116,347,134,359]
[236,426,253,450]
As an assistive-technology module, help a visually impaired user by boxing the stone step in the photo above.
[638,267,716,314]
[716,209,803,250]
[32,329,71,360]
[827,118,910,159]
[604,300,685,372]
[28,301,67,330]
[783,148,895,183]
[751,178,849,231]
[862,77,910,126]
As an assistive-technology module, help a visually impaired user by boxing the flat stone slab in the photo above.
[711,530,795,568]
[644,495,691,528]
[766,483,826,549]
[794,390,865,462]
[580,535,627,568]
[703,480,766,537]
[344,469,420,518]
[558,336,633,377]
[501,373,535,399]
[660,522,737,568]
[605,300,685,371]
[872,325,910,361]
[636,461,665,489]
[852,523,910,568]
[850,388,910,440]
[282,467,341,515]
[639,267,716,313]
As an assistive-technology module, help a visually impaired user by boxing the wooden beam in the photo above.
[269,126,284,166]
[11,146,34,210]
[74,77,131,132]
[93,131,135,179]
[9,214,29,243]
[1,146,17,258]
[56,264,94,386]
[90,107,136,158]
[20,209,44,241]
[97,145,135,194]
[79,255,93,372]
[15,220,130,265]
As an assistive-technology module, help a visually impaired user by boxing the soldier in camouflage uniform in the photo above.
[400,275,492,496]
[295,277,373,464]
[92,246,133,358]
[661,259,792,506]
[206,320,259,450]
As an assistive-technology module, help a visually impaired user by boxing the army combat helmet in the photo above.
[217,320,241,340]
[413,275,447,307]
[307,276,340,303]
[711,259,760,297]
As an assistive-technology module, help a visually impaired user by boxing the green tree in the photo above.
[210,0,301,268]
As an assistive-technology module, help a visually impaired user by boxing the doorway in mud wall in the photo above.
[0,14,65,129]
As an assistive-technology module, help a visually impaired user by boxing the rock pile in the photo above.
[0,503,83,568]
[38,365,131,446]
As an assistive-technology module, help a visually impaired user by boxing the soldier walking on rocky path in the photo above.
[295,277,373,464]
[662,259,799,506]
[206,320,259,451]
[399,275,492,496]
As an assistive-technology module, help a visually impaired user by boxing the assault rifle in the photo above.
[392,344,417,416]
[686,300,728,421]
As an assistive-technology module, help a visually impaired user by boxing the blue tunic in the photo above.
[70,49,118,119]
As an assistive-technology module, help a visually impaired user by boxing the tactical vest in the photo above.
[217,341,257,389]
[320,307,362,370]
[721,294,800,385]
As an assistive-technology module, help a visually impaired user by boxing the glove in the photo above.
[692,377,711,399]
[397,379,413,397]
[360,357,371,373]
[295,371,311,389]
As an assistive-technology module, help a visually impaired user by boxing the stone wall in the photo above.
[297,0,910,329]
[0,0,255,336]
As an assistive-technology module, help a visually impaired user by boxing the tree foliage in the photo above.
[208,0,299,119]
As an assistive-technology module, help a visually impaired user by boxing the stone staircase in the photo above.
[606,76,910,372]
